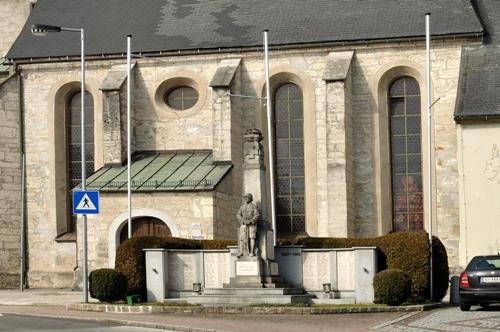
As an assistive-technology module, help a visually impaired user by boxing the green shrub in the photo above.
[373,269,411,305]
[278,231,449,302]
[89,268,128,302]
[115,236,236,300]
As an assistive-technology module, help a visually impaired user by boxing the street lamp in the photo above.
[31,23,89,303]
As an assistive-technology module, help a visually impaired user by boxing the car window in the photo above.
[471,258,500,270]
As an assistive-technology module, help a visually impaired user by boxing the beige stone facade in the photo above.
[0,0,496,287]
[0,75,22,287]
[8,37,478,287]
[0,0,36,290]
[0,0,34,58]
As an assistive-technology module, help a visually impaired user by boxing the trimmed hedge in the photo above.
[89,268,128,302]
[115,236,236,300]
[278,231,449,302]
[373,269,412,305]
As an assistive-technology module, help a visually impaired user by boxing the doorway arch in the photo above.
[107,208,180,267]
[118,216,172,244]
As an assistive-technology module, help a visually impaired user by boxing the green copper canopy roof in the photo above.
[78,150,232,192]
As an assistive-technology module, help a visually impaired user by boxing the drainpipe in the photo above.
[17,68,26,291]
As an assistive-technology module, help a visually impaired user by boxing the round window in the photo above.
[163,86,199,111]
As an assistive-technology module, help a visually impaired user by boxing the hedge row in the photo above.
[278,231,449,302]
[115,236,236,299]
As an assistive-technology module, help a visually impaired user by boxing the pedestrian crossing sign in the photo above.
[73,191,100,215]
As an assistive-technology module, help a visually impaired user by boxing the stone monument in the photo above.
[225,129,281,288]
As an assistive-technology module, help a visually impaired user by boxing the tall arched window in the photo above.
[274,83,305,234]
[67,91,94,231]
[388,77,423,231]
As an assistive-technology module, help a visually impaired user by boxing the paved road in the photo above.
[0,313,170,332]
[381,305,500,331]
[0,305,405,332]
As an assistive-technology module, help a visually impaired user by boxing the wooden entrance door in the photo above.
[119,217,172,244]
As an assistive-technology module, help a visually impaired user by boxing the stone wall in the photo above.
[0,75,21,288]
[15,36,479,285]
[0,0,33,58]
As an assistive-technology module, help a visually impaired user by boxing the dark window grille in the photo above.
[389,77,423,232]
[68,91,94,231]
[274,83,305,234]
[164,86,198,110]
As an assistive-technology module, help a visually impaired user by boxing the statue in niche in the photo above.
[243,128,264,166]
[237,193,259,257]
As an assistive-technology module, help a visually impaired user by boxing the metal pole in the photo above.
[264,30,277,246]
[80,28,88,304]
[127,35,132,239]
[425,13,434,301]
[20,154,25,291]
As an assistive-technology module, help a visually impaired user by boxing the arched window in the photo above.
[388,77,423,231]
[274,83,305,234]
[67,91,94,231]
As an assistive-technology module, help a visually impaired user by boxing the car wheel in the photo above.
[480,303,490,309]
[460,301,471,311]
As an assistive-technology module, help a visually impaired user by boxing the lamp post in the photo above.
[31,24,89,303]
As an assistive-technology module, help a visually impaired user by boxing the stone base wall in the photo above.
[0,75,22,289]
[26,242,76,288]
[145,247,377,303]
[0,273,19,289]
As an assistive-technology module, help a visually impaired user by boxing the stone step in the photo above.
[186,294,315,306]
[203,288,304,296]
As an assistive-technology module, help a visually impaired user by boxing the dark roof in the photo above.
[76,150,232,192]
[472,0,500,44]
[454,45,500,122]
[7,0,483,60]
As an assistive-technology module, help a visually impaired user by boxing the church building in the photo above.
[0,0,499,288]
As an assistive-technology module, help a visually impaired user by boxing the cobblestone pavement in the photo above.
[379,306,500,331]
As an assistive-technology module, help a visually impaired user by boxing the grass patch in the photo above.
[311,303,387,308]
[250,303,310,307]
[140,301,200,307]
[250,303,389,308]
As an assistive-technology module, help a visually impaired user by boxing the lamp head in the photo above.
[31,24,62,36]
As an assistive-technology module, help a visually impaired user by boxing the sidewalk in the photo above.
[0,289,407,332]
[0,288,96,306]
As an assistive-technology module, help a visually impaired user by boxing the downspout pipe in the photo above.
[17,67,26,291]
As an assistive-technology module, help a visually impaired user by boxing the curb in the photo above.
[67,302,446,315]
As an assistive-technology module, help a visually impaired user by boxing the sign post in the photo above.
[73,190,99,302]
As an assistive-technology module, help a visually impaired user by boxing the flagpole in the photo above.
[264,30,277,246]
[425,13,434,301]
[127,35,132,239]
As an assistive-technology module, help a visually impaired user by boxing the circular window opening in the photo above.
[163,86,199,111]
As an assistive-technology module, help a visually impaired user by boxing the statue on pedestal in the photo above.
[237,193,259,257]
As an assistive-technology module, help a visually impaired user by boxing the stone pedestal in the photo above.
[225,256,282,288]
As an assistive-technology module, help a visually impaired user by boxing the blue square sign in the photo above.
[73,191,100,215]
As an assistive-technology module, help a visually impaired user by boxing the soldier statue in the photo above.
[237,193,259,257]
